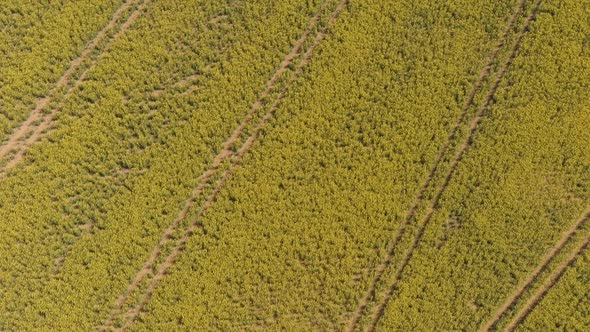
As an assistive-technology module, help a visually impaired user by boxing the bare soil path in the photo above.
[0,0,148,177]
[504,233,590,331]
[481,206,590,331]
[97,0,348,330]
[42,0,152,272]
[344,1,528,330]
[114,1,349,330]
[363,2,542,331]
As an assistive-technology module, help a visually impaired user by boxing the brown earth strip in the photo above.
[38,0,152,274]
[481,206,590,331]
[505,233,590,332]
[96,0,342,330]
[111,1,349,330]
[364,1,543,331]
[344,0,528,330]
[0,0,142,174]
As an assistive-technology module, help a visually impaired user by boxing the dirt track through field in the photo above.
[4,0,148,272]
[114,1,349,329]
[481,206,590,331]
[97,0,348,330]
[363,2,542,331]
[30,0,151,273]
[344,0,528,330]
[504,232,590,331]
[0,0,144,177]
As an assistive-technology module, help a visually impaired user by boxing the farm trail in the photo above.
[344,0,528,330]
[113,1,349,330]
[364,1,543,331]
[97,0,343,330]
[39,0,151,272]
[505,233,590,332]
[0,0,149,178]
[481,206,590,331]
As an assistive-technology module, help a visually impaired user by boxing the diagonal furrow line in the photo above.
[364,2,543,331]
[0,0,151,179]
[4,0,150,272]
[0,0,151,280]
[504,232,590,332]
[111,1,349,330]
[0,0,142,168]
[28,0,152,273]
[0,1,147,174]
[344,0,528,330]
[97,0,340,330]
[481,206,590,331]
[365,2,543,331]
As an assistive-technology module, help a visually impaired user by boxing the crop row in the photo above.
[0,0,327,330]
